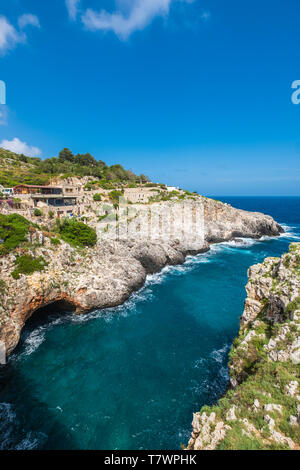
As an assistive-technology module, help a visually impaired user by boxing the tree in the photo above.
[98,160,107,169]
[139,174,149,183]
[74,153,97,167]
[59,148,74,163]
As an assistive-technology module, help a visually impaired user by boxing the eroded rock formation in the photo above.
[188,243,300,451]
[0,197,283,357]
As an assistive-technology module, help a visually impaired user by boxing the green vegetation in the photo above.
[286,297,300,315]
[215,360,300,450]
[149,190,189,203]
[93,193,102,202]
[0,213,31,255]
[11,255,48,279]
[50,237,61,246]
[0,147,149,187]
[109,190,124,204]
[190,244,300,450]
[33,208,43,217]
[57,218,97,248]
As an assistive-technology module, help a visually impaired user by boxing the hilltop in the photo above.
[0,147,149,188]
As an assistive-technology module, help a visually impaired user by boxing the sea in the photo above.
[0,197,299,450]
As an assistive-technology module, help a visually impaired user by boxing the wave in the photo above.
[0,402,46,450]
[210,344,231,364]
[218,365,230,382]
[278,223,300,241]
[12,223,300,359]
[67,285,155,326]
[23,328,46,356]
[193,357,207,369]
[15,432,46,451]
[11,315,66,361]
[12,248,230,358]
[219,238,258,248]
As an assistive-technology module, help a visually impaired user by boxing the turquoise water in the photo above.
[0,197,300,450]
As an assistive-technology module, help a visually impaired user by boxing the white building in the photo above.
[0,185,14,196]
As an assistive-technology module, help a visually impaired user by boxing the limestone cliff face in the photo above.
[188,243,300,451]
[0,197,283,357]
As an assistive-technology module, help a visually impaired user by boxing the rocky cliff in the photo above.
[187,243,300,450]
[0,197,282,357]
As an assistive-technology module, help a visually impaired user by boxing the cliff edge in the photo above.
[0,197,283,357]
[187,243,300,450]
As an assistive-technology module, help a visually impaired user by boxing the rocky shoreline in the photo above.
[187,242,300,450]
[0,197,283,358]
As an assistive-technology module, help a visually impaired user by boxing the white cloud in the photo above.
[66,0,81,21]
[18,14,40,30]
[0,14,40,55]
[0,138,41,157]
[0,16,25,54]
[81,0,194,39]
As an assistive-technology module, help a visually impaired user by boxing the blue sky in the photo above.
[0,0,300,195]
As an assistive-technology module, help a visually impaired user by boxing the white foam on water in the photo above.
[0,402,16,427]
[23,328,46,356]
[0,402,46,450]
[189,379,209,396]
[145,262,198,285]
[0,403,17,450]
[11,315,68,360]
[145,248,225,287]
[10,223,300,358]
[15,432,46,450]
[63,226,298,328]
[221,238,257,248]
[218,366,230,382]
[194,357,207,369]
[278,224,300,241]
[67,284,156,326]
[210,344,231,364]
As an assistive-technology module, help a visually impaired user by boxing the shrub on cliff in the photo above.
[11,255,48,279]
[109,190,124,205]
[50,237,61,246]
[58,219,97,248]
[93,193,102,202]
[0,213,31,255]
[34,209,43,217]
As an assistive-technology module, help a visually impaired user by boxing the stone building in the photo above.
[123,188,160,203]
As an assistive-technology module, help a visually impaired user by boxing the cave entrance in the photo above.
[24,299,76,331]
[15,299,77,356]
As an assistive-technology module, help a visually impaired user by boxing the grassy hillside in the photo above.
[0,147,149,187]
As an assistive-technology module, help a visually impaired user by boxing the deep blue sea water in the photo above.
[0,197,299,450]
